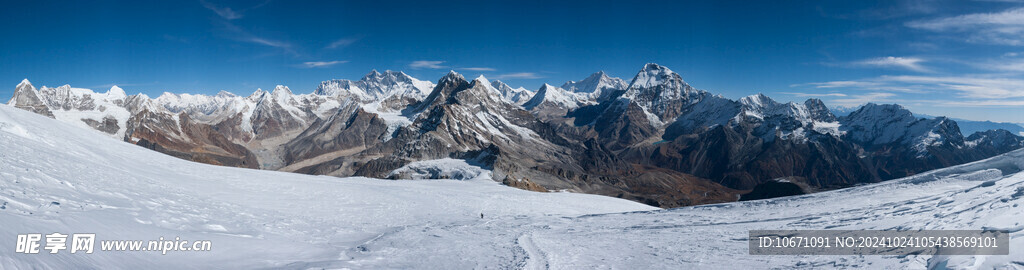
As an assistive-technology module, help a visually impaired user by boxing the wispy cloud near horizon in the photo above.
[409,60,446,69]
[459,67,496,71]
[852,56,931,72]
[495,72,542,79]
[827,92,898,107]
[200,0,243,20]
[299,60,348,68]
[325,37,359,49]
[795,73,1024,109]
[779,92,848,98]
[906,7,1024,45]
[217,21,297,56]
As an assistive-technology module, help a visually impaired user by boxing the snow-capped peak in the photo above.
[441,70,464,83]
[629,63,678,89]
[473,75,491,85]
[13,79,36,94]
[523,83,588,110]
[470,75,501,95]
[617,63,701,120]
[216,90,236,98]
[107,85,127,99]
[8,79,41,107]
[491,80,511,91]
[248,88,268,100]
[839,103,964,153]
[739,93,776,108]
[363,69,383,80]
[314,70,434,109]
[738,93,792,121]
[156,91,177,100]
[272,85,293,96]
[310,70,435,114]
[490,80,534,105]
[642,63,670,72]
[846,103,915,123]
[561,71,624,93]
[561,71,628,102]
[623,63,696,99]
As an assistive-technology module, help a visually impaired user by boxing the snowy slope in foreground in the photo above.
[2,102,1024,269]
[0,104,653,269]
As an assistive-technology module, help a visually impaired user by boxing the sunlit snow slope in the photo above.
[1,102,1023,269]
[0,104,652,269]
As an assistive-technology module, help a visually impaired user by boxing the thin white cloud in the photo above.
[218,21,297,56]
[203,1,291,55]
[880,75,1024,99]
[248,37,290,49]
[779,92,848,97]
[906,7,1024,45]
[827,92,898,107]
[200,0,242,20]
[853,56,930,72]
[796,74,1024,108]
[495,72,542,79]
[409,60,446,69]
[459,67,497,71]
[940,99,1024,107]
[794,79,926,94]
[325,37,358,49]
[792,80,882,89]
[300,60,348,68]
[974,57,1024,72]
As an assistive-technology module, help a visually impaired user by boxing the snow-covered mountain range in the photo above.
[8,63,1024,207]
[2,100,1022,269]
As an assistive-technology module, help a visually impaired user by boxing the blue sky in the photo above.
[2,0,1024,122]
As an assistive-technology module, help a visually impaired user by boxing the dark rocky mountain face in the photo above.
[125,110,259,168]
[739,179,809,201]
[544,65,1024,196]
[591,99,661,151]
[641,125,876,190]
[281,101,390,167]
[8,63,1024,208]
[967,129,1024,151]
[620,63,701,121]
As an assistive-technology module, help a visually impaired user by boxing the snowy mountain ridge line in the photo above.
[8,63,1024,208]
[5,65,970,142]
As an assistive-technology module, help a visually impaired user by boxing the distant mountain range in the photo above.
[9,63,1024,207]
[833,106,1024,136]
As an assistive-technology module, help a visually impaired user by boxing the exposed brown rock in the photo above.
[502,176,548,192]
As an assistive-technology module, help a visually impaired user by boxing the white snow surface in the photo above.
[0,104,652,269]
[4,92,1024,268]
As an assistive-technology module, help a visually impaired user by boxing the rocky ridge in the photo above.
[9,64,1024,207]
